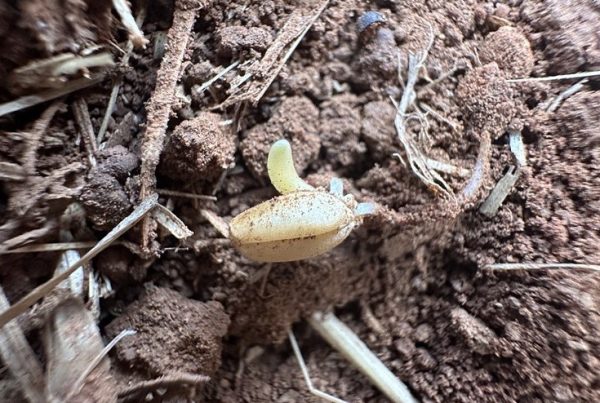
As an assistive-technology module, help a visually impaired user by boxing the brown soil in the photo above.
[1,0,599,402]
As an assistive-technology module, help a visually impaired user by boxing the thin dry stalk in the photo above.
[51,53,114,76]
[0,162,26,181]
[157,189,217,201]
[485,263,600,272]
[424,157,470,177]
[0,241,100,255]
[118,372,210,400]
[152,204,193,239]
[0,286,45,403]
[55,249,85,296]
[22,101,63,175]
[508,70,600,83]
[97,75,123,146]
[308,312,417,403]
[459,131,491,202]
[65,329,136,401]
[139,0,205,248]
[193,60,240,96]
[112,0,148,48]
[72,98,98,167]
[480,130,525,216]
[200,209,230,238]
[419,102,458,133]
[0,194,158,328]
[479,167,519,217]
[97,9,147,146]
[220,0,330,108]
[0,74,105,117]
[288,330,347,403]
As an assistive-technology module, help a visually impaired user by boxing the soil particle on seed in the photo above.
[240,96,321,180]
[479,26,534,77]
[106,287,230,377]
[159,112,235,182]
[456,63,515,139]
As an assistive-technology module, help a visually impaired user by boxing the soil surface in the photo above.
[0,0,599,402]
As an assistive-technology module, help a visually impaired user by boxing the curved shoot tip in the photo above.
[267,139,314,194]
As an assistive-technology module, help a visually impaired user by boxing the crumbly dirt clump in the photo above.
[159,112,235,182]
[79,146,139,231]
[479,26,534,77]
[456,63,515,139]
[106,287,230,377]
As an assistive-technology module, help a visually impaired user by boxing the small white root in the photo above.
[544,79,588,112]
[288,330,347,403]
[392,23,454,198]
[308,312,417,403]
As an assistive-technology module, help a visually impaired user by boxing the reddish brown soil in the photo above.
[0,0,599,402]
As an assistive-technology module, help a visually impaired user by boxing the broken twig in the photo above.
[139,0,205,248]
[0,74,105,117]
[72,98,98,167]
[480,130,526,217]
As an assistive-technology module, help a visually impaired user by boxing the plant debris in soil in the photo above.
[0,0,599,402]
